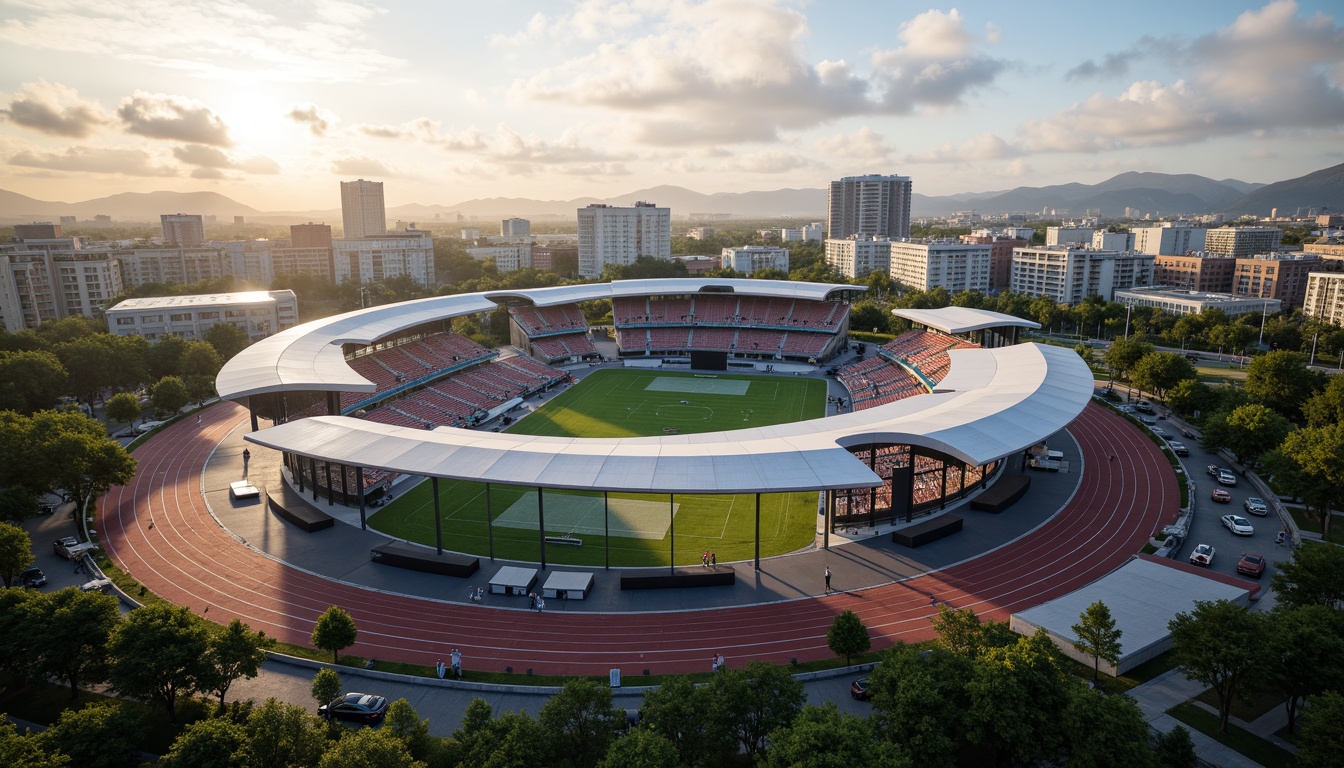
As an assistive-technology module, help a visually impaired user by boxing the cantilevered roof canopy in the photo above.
[892,306,1042,335]
[244,342,1092,495]
[217,278,865,400]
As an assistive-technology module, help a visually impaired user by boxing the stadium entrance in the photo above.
[826,443,999,530]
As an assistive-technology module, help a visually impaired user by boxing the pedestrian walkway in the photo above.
[1127,669,1277,768]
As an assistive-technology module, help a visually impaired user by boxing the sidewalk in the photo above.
[1127,669,1285,768]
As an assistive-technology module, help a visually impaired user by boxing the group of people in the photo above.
[710,653,726,673]
[467,586,484,602]
[700,551,717,568]
[528,592,546,612]
[435,649,464,680]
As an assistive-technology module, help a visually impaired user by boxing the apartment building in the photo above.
[827,174,912,240]
[501,218,531,237]
[1233,253,1323,310]
[340,179,387,239]
[721,245,789,275]
[825,236,890,279]
[889,240,991,293]
[1152,253,1237,293]
[1204,226,1283,258]
[1303,272,1344,326]
[0,242,123,331]
[1010,246,1155,303]
[576,202,671,278]
[332,231,434,287]
[106,290,298,343]
[468,243,534,273]
[161,214,205,247]
[1132,223,1206,255]
[1114,287,1280,318]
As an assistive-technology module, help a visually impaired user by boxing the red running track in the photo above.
[100,401,1177,675]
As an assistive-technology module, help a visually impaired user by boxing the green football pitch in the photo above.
[367,369,828,566]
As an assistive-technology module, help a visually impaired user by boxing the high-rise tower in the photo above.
[340,179,387,239]
[827,174,913,240]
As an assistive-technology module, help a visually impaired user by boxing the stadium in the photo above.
[215,277,1094,570]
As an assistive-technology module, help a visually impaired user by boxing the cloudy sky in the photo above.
[1,0,1342,211]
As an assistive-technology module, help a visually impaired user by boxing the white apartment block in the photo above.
[468,243,534,273]
[721,245,789,275]
[332,232,435,288]
[1204,227,1283,258]
[1010,246,1156,304]
[106,290,298,343]
[686,227,716,240]
[1132,223,1206,256]
[119,247,227,287]
[827,174,912,240]
[460,228,481,240]
[1114,287,1280,318]
[576,202,672,278]
[825,237,890,279]
[501,218,531,237]
[340,179,387,239]
[972,227,1035,241]
[802,223,825,242]
[1092,231,1135,251]
[0,243,123,331]
[220,240,275,286]
[270,247,334,283]
[779,228,803,242]
[161,214,204,247]
[1303,272,1344,327]
[889,240,992,293]
[1045,227,1095,247]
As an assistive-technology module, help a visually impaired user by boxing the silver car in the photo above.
[1221,514,1254,536]
[1243,497,1268,516]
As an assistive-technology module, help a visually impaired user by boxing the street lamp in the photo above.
[1124,304,1132,340]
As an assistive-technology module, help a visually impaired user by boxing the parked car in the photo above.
[1222,515,1255,536]
[54,536,80,559]
[79,578,113,593]
[1151,426,1167,437]
[1208,465,1222,478]
[1217,469,1238,487]
[1189,543,1215,567]
[1211,488,1232,503]
[318,693,389,725]
[1236,553,1267,578]
[1243,497,1268,516]
[1168,441,1189,457]
[850,678,871,701]
[134,420,166,435]
[21,565,46,588]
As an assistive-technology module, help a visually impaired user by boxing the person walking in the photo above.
[242,448,251,478]
[435,658,446,679]
[451,648,462,679]
[536,595,545,613]
[824,565,832,593]
[709,552,716,568]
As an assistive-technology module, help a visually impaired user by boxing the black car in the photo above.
[21,565,47,588]
[850,677,871,701]
[318,692,389,725]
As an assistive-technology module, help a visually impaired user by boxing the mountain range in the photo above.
[2,163,1341,225]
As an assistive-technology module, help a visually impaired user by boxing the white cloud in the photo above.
[510,2,1003,145]
[813,127,891,161]
[0,0,405,83]
[118,92,233,146]
[288,103,338,136]
[722,148,816,174]
[332,156,395,176]
[0,80,110,138]
[905,132,1018,163]
[355,118,488,151]
[9,146,177,176]
[173,143,280,175]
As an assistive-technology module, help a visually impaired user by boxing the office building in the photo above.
[1233,253,1323,310]
[468,243,533,273]
[825,236,890,279]
[802,223,825,242]
[340,179,387,239]
[960,234,1027,292]
[1010,246,1155,304]
[827,174,912,240]
[576,202,671,278]
[0,243,122,331]
[1153,253,1237,293]
[1204,227,1282,259]
[106,290,298,343]
[501,218,531,237]
[161,214,205,247]
[1092,231,1134,251]
[1045,227,1095,247]
[779,228,803,242]
[1114,287,1279,318]
[721,245,789,275]
[889,240,991,293]
[1132,223,1206,255]
[291,223,333,248]
[13,223,62,240]
[460,228,481,240]
[1303,272,1344,326]
[332,231,434,288]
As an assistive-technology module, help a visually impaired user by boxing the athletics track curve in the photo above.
[100,401,1176,676]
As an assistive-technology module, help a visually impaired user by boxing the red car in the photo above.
[1211,488,1232,503]
[1237,553,1266,578]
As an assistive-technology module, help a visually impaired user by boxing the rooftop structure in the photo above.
[1114,286,1282,317]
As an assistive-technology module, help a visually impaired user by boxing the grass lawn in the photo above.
[1286,506,1344,544]
[1169,702,1297,767]
[1196,687,1283,723]
[369,369,828,566]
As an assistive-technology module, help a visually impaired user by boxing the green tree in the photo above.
[0,587,44,681]
[1245,350,1322,421]
[760,702,908,768]
[707,661,805,758]
[538,677,625,768]
[1104,337,1153,383]
[317,727,424,768]
[1199,404,1291,472]
[964,630,1074,766]
[0,521,35,587]
[241,698,328,768]
[180,340,224,378]
[1130,352,1196,399]
[1073,343,1095,366]
[311,605,358,663]
[152,375,190,416]
[27,410,136,516]
[53,338,116,407]
[1297,691,1344,768]
[1168,600,1262,732]
[1260,605,1344,734]
[382,699,435,764]
[1063,689,1155,768]
[1265,425,1344,538]
[870,643,971,768]
[848,302,890,335]
[638,674,733,767]
[1072,600,1123,682]
[105,391,142,427]
[827,609,871,666]
[0,350,68,413]
[453,699,547,768]
[929,604,1016,657]
[160,717,248,768]
[206,618,274,707]
[204,322,251,362]
[595,727,682,768]
[1165,379,1219,419]
[146,335,189,382]
[108,603,214,722]
[1303,373,1344,427]
[1269,541,1344,609]
[38,701,147,768]
[0,719,69,768]
[34,587,122,699]
[185,374,218,404]
[1152,725,1197,768]
[0,484,38,523]
[311,668,342,709]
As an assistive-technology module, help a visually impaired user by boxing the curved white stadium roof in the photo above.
[893,306,1042,335]
[217,278,863,400]
[242,342,1093,495]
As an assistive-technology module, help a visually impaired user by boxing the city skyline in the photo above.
[1,0,1342,211]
